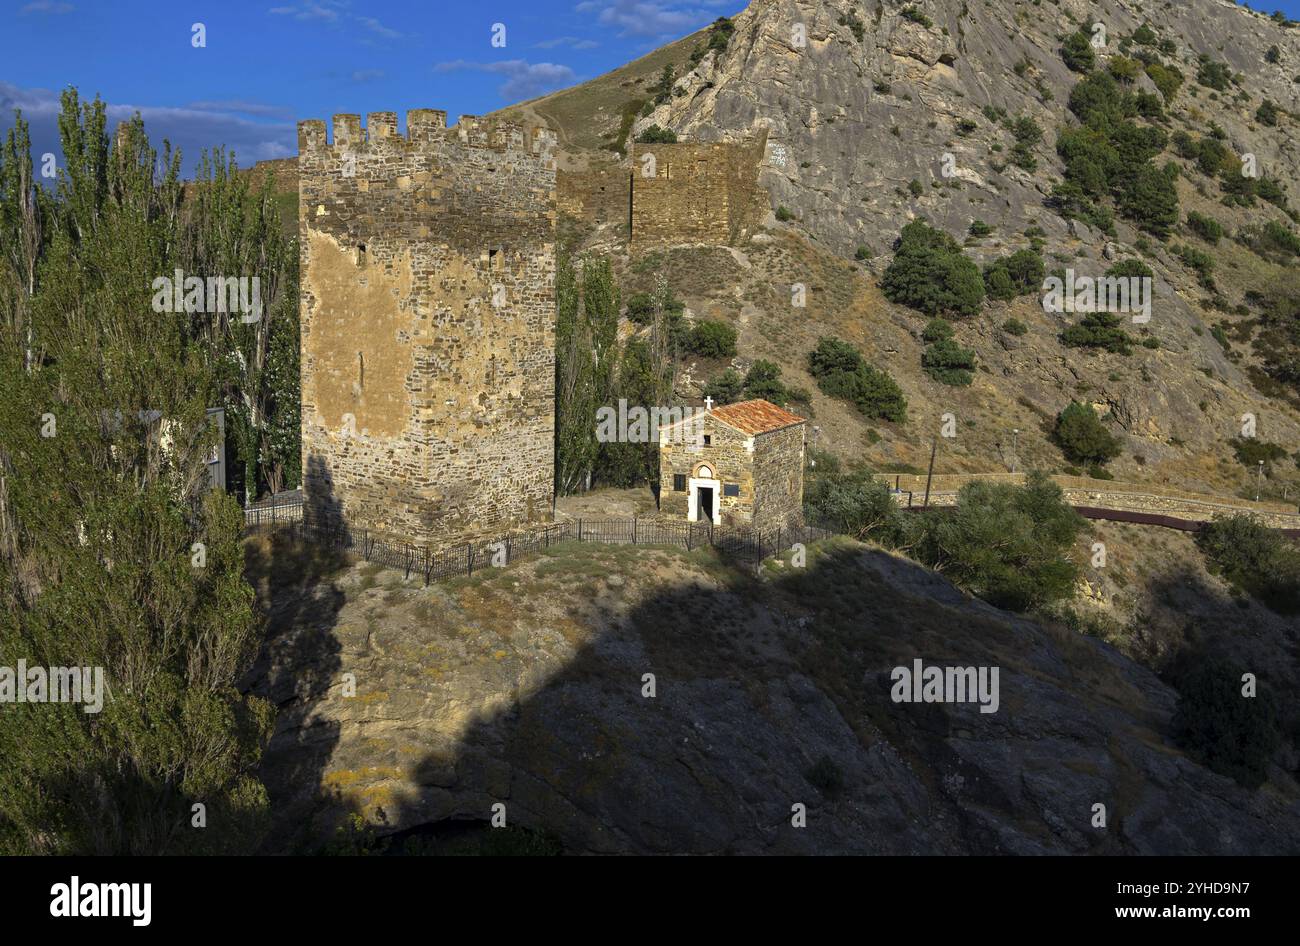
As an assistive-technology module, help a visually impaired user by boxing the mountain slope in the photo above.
[498,0,1300,501]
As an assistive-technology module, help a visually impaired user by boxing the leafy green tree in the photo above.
[1173,658,1282,787]
[881,219,985,317]
[921,318,953,343]
[185,151,299,502]
[907,472,1086,612]
[701,367,743,404]
[635,124,678,144]
[808,336,907,423]
[687,319,737,358]
[1144,61,1184,103]
[1186,210,1225,244]
[1195,514,1300,614]
[0,97,271,854]
[922,338,976,386]
[742,359,789,405]
[1061,29,1096,73]
[1116,163,1179,237]
[1052,401,1123,467]
[804,471,905,544]
[984,248,1045,300]
[555,252,597,494]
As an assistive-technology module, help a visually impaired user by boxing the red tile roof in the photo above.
[710,399,806,435]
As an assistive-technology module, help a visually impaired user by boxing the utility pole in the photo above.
[1011,428,1019,474]
[923,436,938,509]
[1256,460,1265,502]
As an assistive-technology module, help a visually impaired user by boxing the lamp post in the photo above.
[1011,428,1020,474]
[1257,460,1265,502]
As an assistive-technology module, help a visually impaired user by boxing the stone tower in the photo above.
[298,109,557,547]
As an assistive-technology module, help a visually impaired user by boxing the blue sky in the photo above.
[1,0,1297,176]
[0,0,744,174]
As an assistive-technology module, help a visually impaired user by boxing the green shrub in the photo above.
[635,124,677,144]
[1053,401,1123,466]
[854,245,872,261]
[968,219,993,237]
[1061,29,1096,73]
[1230,436,1289,471]
[775,205,795,222]
[1196,56,1233,91]
[687,320,737,358]
[742,359,789,405]
[1186,210,1225,244]
[1256,99,1280,127]
[1116,163,1179,238]
[921,317,954,343]
[1010,115,1042,170]
[1172,242,1216,288]
[1195,137,1233,176]
[1108,56,1142,84]
[1173,657,1282,788]
[1060,311,1136,354]
[908,178,924,196]
[1105,258,1153,279]
[900,5,933,28]
[1237,217,1300,254]
[838,12,866,42]
[701,368,743,404]
[1196,514,1300,614]
[881,219,986,317]
[808,336,907,423]
[625,290,684,325]
[1266,44,1281,64]
[922,337,976,385]
[1002,317,1028,336]
[1131,24,1158,46]
[804,471,906,544]
[1144,61,1183,103]
[983,248,1045,300]
[907,471,1087,612]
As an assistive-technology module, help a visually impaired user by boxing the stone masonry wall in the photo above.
[628,134,767,249]
[750,423,805,531]
[659,416,754,525]
[299,109,557,548]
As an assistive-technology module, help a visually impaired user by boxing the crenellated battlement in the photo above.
[296,109,555,163]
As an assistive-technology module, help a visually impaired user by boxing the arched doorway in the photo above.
[689,463,720,525]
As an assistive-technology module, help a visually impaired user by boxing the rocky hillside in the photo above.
[499,0,1300,501]
[246,529,1300,855]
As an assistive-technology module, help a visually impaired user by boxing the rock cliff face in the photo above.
[646,0,1299,257]
[248,537,1300,855]
[501,0,1300,497]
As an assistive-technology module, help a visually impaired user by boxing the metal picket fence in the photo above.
[244,497,832,586]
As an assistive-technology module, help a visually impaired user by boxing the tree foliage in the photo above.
[808,336,907,422]
[881,219,985,317]
[0,94,273,853]
[908,472,1086,612]
[1053,401,1123,467]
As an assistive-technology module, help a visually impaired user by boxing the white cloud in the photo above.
[0,83,296,172]
[267,2,342,22]
[20,1,74,14]
[350,69,386,83]
[356,15,403,40]
[434,59,578,102]
[534,36,599,50]
[577,0,729,38]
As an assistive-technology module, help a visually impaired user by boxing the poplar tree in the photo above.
[0,97,272,854]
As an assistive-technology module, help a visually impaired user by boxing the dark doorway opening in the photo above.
[699,486,714,523]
